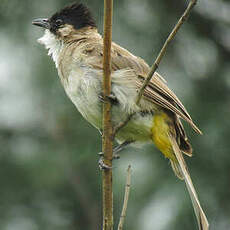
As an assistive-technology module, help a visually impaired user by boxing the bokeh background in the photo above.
[0,0,230,229]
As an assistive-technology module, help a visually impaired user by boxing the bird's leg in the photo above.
[98,140,134,170]
[112,140,134,159]
[98,92,119,105]
[98,140,134,159]
[98,129,103,136]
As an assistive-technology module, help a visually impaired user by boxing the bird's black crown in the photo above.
[49,2,96,33]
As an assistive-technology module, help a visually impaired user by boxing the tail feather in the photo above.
[174,116,193,157]
[169,134,209,230]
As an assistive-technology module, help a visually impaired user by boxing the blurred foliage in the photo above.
[0,0,230,229]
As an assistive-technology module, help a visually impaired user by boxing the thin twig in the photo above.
[118,165,132,230]
[102,0,114,230]
[113,0,197,137]
[136,0,197,104]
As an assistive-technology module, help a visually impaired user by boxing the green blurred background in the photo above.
[0,0,229,229]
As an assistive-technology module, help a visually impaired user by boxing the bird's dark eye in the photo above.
[56,19,63,26]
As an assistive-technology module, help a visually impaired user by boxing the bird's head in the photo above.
[32,2,96,39]
[32,2,96,65]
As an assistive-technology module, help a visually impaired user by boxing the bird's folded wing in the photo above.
[85,41,201,134]
[136,74,202,134]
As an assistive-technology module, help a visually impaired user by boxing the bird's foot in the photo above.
[97,141,134,170]
[98,154,113,170]
[98,151,121,170]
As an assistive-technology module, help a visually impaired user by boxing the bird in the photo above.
[32,3,209,229]
[32,2,201,177]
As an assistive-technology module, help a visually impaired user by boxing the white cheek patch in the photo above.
[38,30,63,67]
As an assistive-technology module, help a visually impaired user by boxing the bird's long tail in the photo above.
[151,112,209,229]
[168,134,209,230]
[170,158,184,180]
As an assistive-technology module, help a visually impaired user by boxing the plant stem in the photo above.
[118,165,132,230]
[102,0,114,230]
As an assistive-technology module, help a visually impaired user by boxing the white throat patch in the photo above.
[38,30,63,67]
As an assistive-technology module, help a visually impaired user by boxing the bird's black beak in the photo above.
[32,18,50,29]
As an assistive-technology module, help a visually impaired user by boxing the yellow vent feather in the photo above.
[152,112,176,161]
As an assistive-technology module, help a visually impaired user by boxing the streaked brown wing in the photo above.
[84,40,201,134]
[137,79,201,134]
[136,73,201,134]
[111,43,201,134]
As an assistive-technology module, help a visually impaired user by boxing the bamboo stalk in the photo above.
[102,0,114,230]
